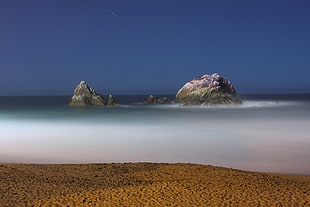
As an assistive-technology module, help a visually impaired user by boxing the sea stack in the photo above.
[175,73,242,105]
[107,94,119,106]
[69,81,106,106]
[144,95,171,104]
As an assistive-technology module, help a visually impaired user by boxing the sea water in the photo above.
[0,94,309,175]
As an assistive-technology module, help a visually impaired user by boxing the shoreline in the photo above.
[1,162,309,206]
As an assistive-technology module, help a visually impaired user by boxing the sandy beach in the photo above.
[1,163,309,206]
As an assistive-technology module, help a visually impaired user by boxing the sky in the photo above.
[0,0,309,95]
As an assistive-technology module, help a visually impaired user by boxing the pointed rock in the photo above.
[107,94,119,106]
[144,95,157,104]
[69,81,106,106]
[176,73,242,105]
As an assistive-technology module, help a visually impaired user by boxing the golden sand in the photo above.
[1,163,309,206]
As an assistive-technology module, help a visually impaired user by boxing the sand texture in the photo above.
[1,163,309,206]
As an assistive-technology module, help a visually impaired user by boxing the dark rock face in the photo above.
[69,81,106,106]
[144,95,171,104]
[157,97,171,104]
[144,95,157,104]
[107,94,119,106]
[175,73,242,105]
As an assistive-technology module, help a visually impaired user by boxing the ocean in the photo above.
[0,94,310,175]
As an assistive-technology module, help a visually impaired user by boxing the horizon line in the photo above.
[1,92,310,97]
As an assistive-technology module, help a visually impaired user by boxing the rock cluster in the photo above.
[69,81,119,107]
[175,73,242,105]
[70,73,241,107]
[144,95,171,104]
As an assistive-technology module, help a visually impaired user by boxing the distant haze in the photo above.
[0,0,309,95]
[1,96,310,174]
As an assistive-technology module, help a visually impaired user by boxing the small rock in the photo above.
[144,95,170,104]
[107,94,119,106]
[157,97,171,104]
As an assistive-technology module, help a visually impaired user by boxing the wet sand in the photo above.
[1,163,309,206]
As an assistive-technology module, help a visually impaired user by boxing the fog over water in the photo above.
[0,95,310,174]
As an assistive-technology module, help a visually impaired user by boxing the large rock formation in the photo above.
[69,81,106,106]
[144,95,171,104]
[175,73,242,105]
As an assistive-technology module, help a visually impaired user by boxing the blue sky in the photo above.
[0,0,309,95]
